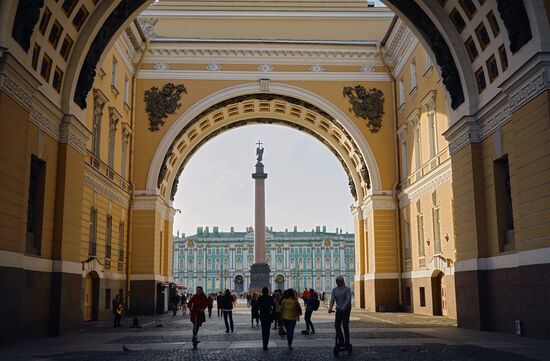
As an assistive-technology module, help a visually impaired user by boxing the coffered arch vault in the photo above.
[146,83,383,203]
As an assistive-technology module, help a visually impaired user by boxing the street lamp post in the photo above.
[218,266,229,291]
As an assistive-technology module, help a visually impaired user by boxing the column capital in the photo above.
[360,192,395,217]
[60,114,91,155]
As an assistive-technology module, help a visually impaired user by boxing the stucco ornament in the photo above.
[144,83,187,132]
[343,85,385,133]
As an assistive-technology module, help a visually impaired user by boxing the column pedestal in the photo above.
[249,262,271,292]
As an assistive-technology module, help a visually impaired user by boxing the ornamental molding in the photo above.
[360,65,374,73]
[83,171,129,206]
[446,60,550,154]
[154,62,170,70]
[392,36,419,78]
[206,63,222,71]
[398,160,452,208]
[360,193,395,216]
[137,70,391,81]
[309,64,325,73]
[383,19,409,63]
[0,51,40,113]
[144,46,381,66]
[132,194,167,211]
[397,123,408,143]
[137,17,159,39]
[421,90,436,111]
[408,108,421,128]
[258,64,273,72]
[59,117,90,155]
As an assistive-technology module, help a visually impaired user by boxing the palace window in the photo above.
[424,49,432,72]
[207,259,212,270]
[118,222,124,267]
[410,60,417,92]
[124,77,129,104]
[494,155,515,252]
[107,114,118,169]
[349,258,354,270]
[403,207,411,260]
[26,155,46,255]
[432,191,441,254]
[111,57,117,88]
[426,103,438,159]
[92,95,105,158]
[398,78,405,106]
[419,287,426,307]
[105,215,112,268]
[417,213,425,258]
[121,129,130,178]
[277,256,282,269]
[88,208,97,256]
[412,118,422,170]
[398,125,408,180]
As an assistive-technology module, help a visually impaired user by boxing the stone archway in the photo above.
[146,83,382,204]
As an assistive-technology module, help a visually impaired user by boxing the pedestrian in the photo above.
[220,289,235,333]
[272,290,281,330]
[246,292,251,308]
[301,288,310,300]
[188,286,208,347]
[328,276,352,347]
[280,288,301,351]
[257,287,276,351]
[302,288,319,334]
[250,292,260,326]
[180,293,187,315]
[112,294,123,327]
[169,290,180,317]
[207,293,214,318]
[216,291,222,317]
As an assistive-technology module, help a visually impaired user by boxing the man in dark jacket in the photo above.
[303,288,319,334]
[220,289,234,332]
[257,287,276,351]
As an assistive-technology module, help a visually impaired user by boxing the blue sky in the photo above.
[172,125,355,237]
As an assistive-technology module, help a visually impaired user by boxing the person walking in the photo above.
[188,286,208,348]
[112,294,123,327]
[169,291,180,317]
[220,289,235,333]
[328,276,352,347]
[257,287,276,351]
[180,293,187,316]
[250,292,260,327]
[207,293,214,318]
[246,293,251,308]
[279,288,301,351]
[272,290,281,330]
[216,291,222,317]
[303,288,319,334]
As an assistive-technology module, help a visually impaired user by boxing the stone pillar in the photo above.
[249,142,271,291]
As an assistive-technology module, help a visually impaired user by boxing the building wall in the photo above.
[173,228,355,294]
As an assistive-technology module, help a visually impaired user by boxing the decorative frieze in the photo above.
[60,118,89,155]
[84,172,129,205]
[398,162,452,207]
[258,64,273,73]
[206,64,222,71]
[309,64,325,73]
[154,62,170,70]
[508,69,549,112]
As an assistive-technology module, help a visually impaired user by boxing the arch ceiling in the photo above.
[147,83,380,203]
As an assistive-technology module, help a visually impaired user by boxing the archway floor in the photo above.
[2,301,548,360]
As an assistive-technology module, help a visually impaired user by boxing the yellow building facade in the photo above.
[0,0,549,343]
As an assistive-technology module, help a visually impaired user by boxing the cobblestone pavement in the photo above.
[2,302,549,361]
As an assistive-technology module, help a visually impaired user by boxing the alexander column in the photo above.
[249,141,271,292]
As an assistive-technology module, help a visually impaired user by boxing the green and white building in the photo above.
[173,226,355,294]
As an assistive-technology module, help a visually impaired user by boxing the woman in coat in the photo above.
[188,286,208,347]
[279,288,302,350]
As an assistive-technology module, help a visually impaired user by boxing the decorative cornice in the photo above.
[0,51,41,113]
[137,70,390,81]
[398,160,452,207]
[59,115,90,155]
[144,46,381,66]
[360,193,395,216]
[397,123,408,143]
[408,108,420,128]
[446,59,550,154]
[83,170,130,205]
